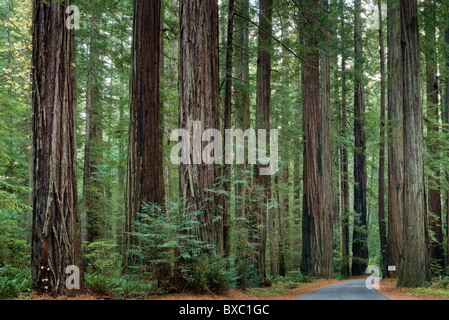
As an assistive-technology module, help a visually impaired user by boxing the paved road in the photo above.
[295,279,390,300]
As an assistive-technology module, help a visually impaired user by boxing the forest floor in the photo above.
[20,276,357,300]
[377,278,449,300]
[21,276,449,300]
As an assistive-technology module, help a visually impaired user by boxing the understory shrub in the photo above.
[0,266,32,299]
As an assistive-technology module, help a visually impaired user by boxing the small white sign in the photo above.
[388,266,396,272]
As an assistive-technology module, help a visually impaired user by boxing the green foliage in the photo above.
[108,275,157,299]
[129,201,237,294]
[0,266,32,299]
[181,254,235,294]
[275,270,314,284]
[85,273,109,295]
[85,241,119,275]
[234,258,262,289]
[85,273,157,299]
[410,286,449,298]
[430,259,445,277]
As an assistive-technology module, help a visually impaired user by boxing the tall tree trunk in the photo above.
[178,0,220,249]
[252,0,272,280]
[377,0,388,278]
[398,0,431,287]
[123,0,166,284]
[31,0,84,296]
[387,0,404,272]
[301,0,334,278]
[352,0,369,276]
[424,0,445,273]
[339,0,350,277]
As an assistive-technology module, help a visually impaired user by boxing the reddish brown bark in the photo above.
[178,0,220,248]
[123,0,165,278]
[31,0,84,296]
[300,0,334,278]
[398,0,431,287]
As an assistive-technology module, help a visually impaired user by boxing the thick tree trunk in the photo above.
[398,0,431,287]
[424,0,445,272]
[377,0,388,277]
[387,0,404,272]
[178,0,220,249]
[352,0,369,276]
[123,0,166,284]
[301,0,334,278]
[31,0,84,296]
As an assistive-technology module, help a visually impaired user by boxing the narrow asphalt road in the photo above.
[295,279,390,300]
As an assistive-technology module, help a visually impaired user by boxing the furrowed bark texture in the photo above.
[31,0,84,296]
[124,0,165,273]
[398,0,430,287]
[178,0,220,249]
[301,0,334,278]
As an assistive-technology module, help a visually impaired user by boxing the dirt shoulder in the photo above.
[22,277,347,301]
[377,279,449,300]
[147,278,344,301]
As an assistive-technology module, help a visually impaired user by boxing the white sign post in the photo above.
[388,266,396,283]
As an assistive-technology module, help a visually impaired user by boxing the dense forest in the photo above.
[1,0,449,299]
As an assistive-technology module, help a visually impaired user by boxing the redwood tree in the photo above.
[123,0,166,280]
[398,0,431,287]
[300,0,334,278]
[31,0,84,296]
[178,0,220,249]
